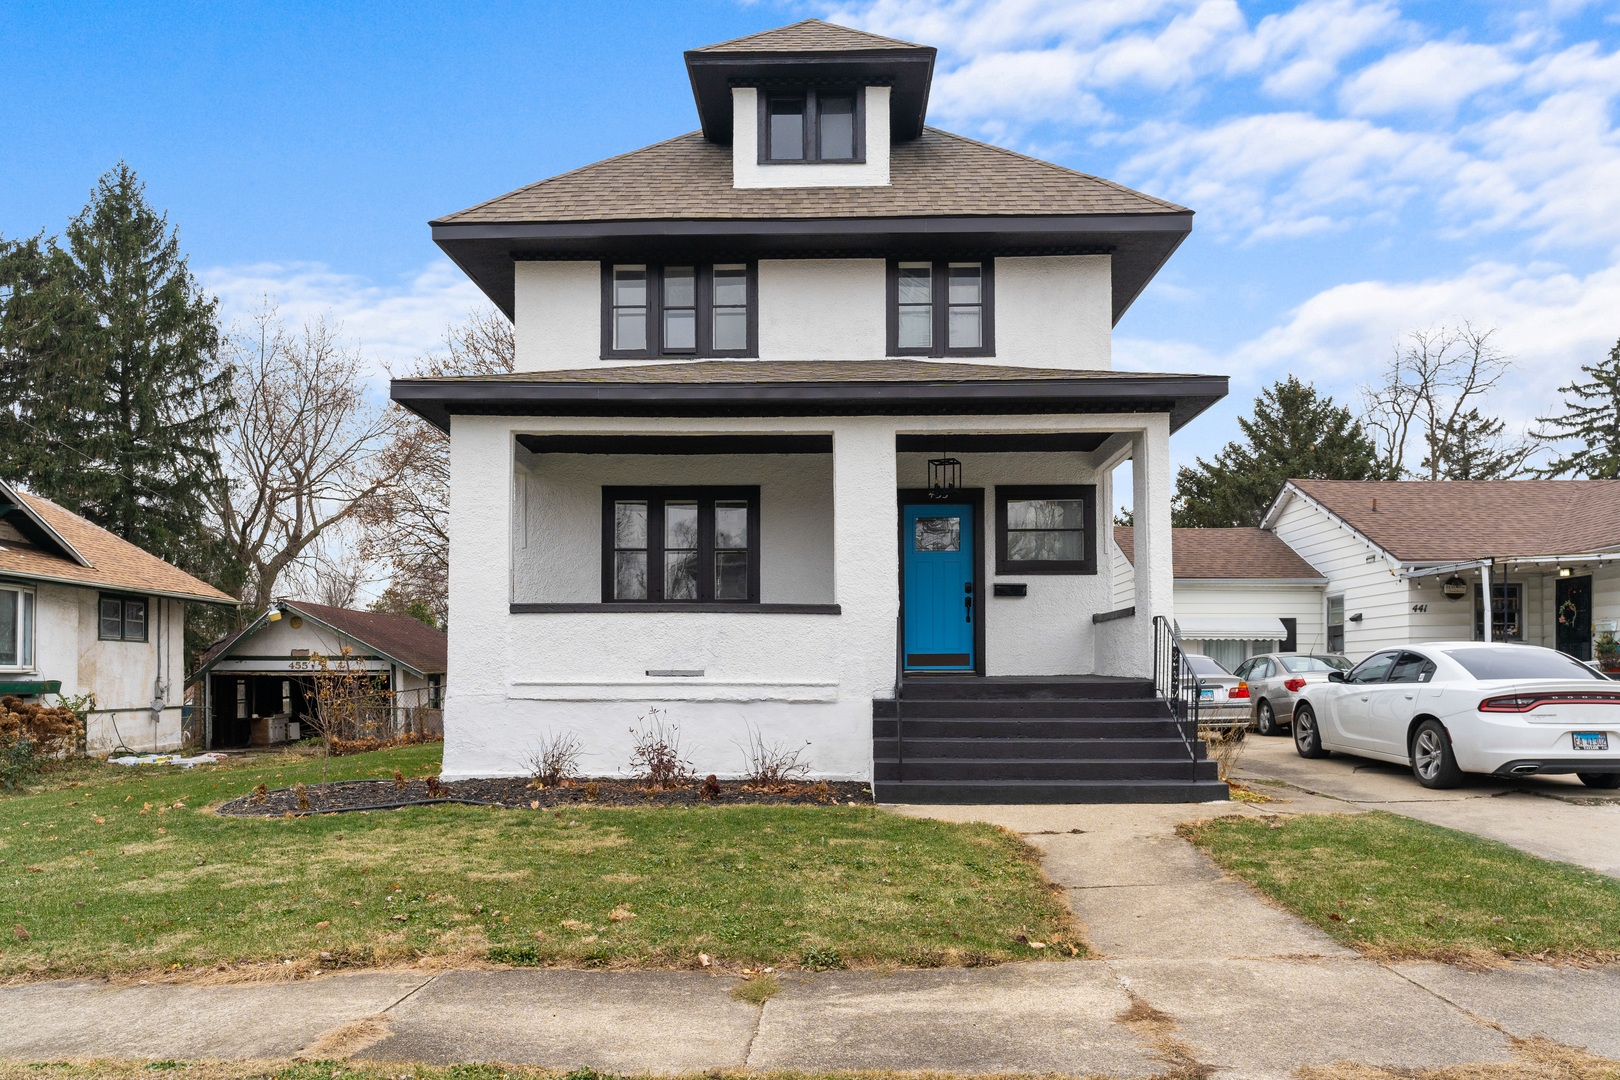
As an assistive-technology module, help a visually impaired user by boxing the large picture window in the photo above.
[887,259,994,357]
[601,487,761,604]
[758,88,864,163]
[602,263,758,359]
[994,485,1096,575]
[0,585,35,669]
[99,593,147,642]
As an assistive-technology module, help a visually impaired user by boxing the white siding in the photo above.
[1173,582,1328,653]
[1110,534,1135,609]
[1268,492,1409,660]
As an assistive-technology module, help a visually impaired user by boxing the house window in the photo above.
[601,263,757,359]
[1327,595,1345,652]
[0,585,35,669]
[601,487,761,603]
[1475,583,1524,641]
[98,593,147,642]
[759,88,864,163]
[887,259,995,357]
[994,485,1096,575]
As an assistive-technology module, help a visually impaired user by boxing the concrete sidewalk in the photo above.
[3,798,1616,1079]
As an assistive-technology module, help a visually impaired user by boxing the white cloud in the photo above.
[203,259,490,383]
[1230,0,1403,97]
[1339,41,1521,116]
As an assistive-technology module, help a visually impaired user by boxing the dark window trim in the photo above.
[512,602,840,615]
[600,262,759,360]
[1474,581,1525,642]
[600,486,761,604]
[897,487,986,677]
[98,592,149,643]
[756,86,867,165]
[994,484,1096,575]
[886,258,995,358]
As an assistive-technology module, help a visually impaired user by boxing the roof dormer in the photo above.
[684,19,936,190]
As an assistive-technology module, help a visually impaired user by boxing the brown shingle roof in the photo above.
[1283,480,1620,561]
[692,19,925,53]
[281,602,447,675]
[404,359,1204,385]
[1114,526,1325,581]
[435,129,1185,225]
[1,488,235,604]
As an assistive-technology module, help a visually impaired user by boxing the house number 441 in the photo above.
[1411,603,1428,613]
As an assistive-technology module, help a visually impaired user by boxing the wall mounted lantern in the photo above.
[927,456,962,501]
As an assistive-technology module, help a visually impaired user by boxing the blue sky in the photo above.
[5,0,1620,469]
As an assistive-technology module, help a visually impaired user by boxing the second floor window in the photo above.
[888,259,995,357]
[603,263,757,359]
[761,88,863,163]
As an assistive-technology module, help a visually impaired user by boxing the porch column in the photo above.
[832,419,900,698]
[1130,416,1174,675]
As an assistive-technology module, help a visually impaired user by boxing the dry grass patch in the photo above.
[1296,1035,1620,1079]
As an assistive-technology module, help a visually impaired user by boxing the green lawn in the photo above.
[1182,811,1620,963]
[0,746,1077,979]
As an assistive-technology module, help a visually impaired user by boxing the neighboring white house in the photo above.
[1112,525,1328,669]
[1262,479,1620,663]
[391,20,1230,802]
[188,600,447,749]
[0,479,237,753]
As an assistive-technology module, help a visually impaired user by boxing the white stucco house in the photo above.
[392,20,1231,802]
[0,479,236,753]
[189,600,446,748]
[1112,526,1328,670]
[1261,479,1620,663]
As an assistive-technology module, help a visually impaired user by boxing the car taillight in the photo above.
[1284,678,1307,692]
[1479,691,1620,712]
[1232,681,1250,699]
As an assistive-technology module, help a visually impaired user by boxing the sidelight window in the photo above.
[601,488,760,603]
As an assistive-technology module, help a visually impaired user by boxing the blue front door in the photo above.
[903,503,975,671]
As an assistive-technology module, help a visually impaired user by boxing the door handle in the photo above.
[964,593,973,623]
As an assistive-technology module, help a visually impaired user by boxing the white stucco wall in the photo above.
[757,259,888,361]
[1095,420,1172,677]
[512,450,835,605]
[445,411,1170,781]
[991,256,1112,370]
[513,261,600,373]
[732,86,891,189]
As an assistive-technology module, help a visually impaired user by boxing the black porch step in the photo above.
[873,736,1207,761]
[873,757,1220,783]
[874,717,1188,740]
[900,676,1155,701]
[872,778,1232,804]
[877,697,1170,719]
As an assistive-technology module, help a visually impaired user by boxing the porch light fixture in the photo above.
[1559,566,1572,577]
[927,456,962,501]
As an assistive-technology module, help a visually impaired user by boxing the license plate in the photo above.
[1573,732,1610,751]
[1200,688,1215,700]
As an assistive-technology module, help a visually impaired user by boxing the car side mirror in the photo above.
[1327,671,1346,683]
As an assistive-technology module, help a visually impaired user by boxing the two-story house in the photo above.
[392,20,1230,802]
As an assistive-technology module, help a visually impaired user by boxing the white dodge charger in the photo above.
[1290,641,1620,790]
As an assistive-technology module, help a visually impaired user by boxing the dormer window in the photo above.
[759,88,864,164]
[602,262,758,358]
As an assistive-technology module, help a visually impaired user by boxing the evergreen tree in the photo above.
[1534,339,1620,478]
[1173,376,1383,528]
[1421,407,1529,480]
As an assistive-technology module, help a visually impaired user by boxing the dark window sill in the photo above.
[510,602,841,615]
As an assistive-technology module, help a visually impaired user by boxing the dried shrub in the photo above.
[736,723,812,789]
[0,695,83,759]
[294,782,310,811]
[628,708,692,789]
[328,731,441,757]
[527,730,584,787]
[425,776,444,798]
[1197,722,1249,783]
[393,770,406,790]
[701,774,721,800]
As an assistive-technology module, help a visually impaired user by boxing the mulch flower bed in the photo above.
[216,776,875,817]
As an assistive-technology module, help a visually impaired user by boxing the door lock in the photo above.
[964,582,974,623]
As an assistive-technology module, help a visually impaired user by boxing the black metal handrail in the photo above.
[893,612,905,783]
[1152,614,1201,762]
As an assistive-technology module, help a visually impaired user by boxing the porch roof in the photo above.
[391,360,1228,434]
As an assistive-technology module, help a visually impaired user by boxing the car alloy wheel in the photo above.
[1293,704,1328,759]
[1255,700,1280,737]
[1411,720,1463,789]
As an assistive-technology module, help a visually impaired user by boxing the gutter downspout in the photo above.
[1481,560,1493,643]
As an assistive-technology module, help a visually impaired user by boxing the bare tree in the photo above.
[209,300,423,609]
[1358,323,1532,480]
[357,306,514,626]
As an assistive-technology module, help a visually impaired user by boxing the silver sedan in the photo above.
[1233,653,1354,736]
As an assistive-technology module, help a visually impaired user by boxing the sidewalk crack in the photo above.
[382,973,438,1013]
[741,987,769,1068]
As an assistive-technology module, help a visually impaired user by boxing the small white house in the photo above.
[1112,525,1328,668]
[391,19,1232,802]
[189,600,447,748]
[1263,479,1620,662]
[0,479,236,753]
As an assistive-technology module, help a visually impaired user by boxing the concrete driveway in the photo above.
[1236,733,1620,876]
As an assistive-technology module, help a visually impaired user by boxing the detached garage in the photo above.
[190,600,447,749]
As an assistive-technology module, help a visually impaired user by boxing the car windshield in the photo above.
[1280,656,1340,673]
[1443,647,1605,682]
[1185,654,1232,676]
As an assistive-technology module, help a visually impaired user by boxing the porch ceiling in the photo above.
[394,360,1227,434]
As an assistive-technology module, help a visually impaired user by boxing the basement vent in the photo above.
[646,669,704,677]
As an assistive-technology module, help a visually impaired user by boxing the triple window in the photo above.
[760,88,863,163]
[603,263,757,359]
[602,487,761,604]
[99,593,147,642]
[0,585,34,669]
[887,260,994,357]
[994,485,1096,575]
